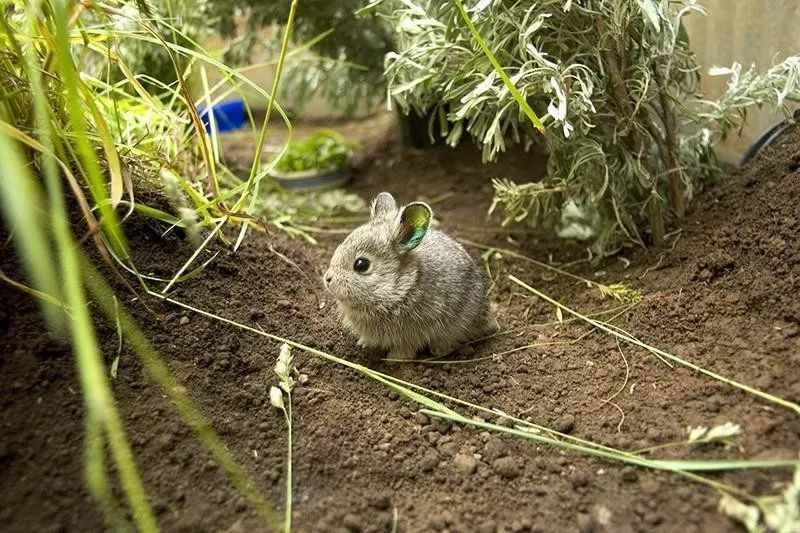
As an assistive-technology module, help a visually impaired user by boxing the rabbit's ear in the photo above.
[371,192,397,221]
[397,202,432,250]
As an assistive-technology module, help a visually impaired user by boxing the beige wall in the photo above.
[683,1,800,163]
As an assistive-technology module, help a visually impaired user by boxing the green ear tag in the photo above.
[403,227,427,250]
[399,203,432,250]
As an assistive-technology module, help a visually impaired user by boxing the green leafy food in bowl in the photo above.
[272,129,358,173]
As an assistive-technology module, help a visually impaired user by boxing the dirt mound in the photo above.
[1,122,799,533]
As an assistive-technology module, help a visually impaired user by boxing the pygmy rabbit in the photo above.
[323,192,496,359]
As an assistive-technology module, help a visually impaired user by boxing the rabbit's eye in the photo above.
[353,257,370,273]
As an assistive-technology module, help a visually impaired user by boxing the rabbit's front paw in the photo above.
[429,339,460,358]
[481,317,500,337]
[387,347,417,361]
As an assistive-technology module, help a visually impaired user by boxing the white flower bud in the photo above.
[269,386,285,409]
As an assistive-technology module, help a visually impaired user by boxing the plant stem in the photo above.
[284,397,293,533]
[597,19,664,244]
[654,67,686,217]
[243,0,299,195]
[647,197,666,246]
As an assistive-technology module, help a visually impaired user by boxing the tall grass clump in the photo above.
[0,0,305,529]
[368,0,800,256]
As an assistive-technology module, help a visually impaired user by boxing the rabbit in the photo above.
[323,192,497,360]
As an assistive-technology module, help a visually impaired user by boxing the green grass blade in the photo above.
[453,0,545,133]
[233,0,300,251]
[0,133,156,530]
[0,133,65,333]
[49,0,129,260]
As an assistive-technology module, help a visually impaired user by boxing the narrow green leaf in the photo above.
[453,0,545,133]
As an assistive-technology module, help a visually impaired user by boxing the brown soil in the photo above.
[2,115,800,533]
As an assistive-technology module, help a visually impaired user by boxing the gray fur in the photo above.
[323,192,496,359]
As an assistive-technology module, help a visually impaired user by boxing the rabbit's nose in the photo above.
[323,270,333,287]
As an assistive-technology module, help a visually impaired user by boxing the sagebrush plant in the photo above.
[371,0,800,256]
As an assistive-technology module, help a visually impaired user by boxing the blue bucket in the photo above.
[198,99,245,133]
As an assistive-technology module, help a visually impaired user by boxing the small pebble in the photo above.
[477,520,498,533]
[492,457,521,479]
[342,513,362,532]
[437,437,458,456]
[645,427,661,441]
[555,414,576,434]
[483,437,507,461]
[420,450,439,472]
[621,466,638,483]
[414,412,430,426]
[427,509,454,530]
[639,476,661,495]
[453,453,478,475]
[511,518,533,532]
[645,513,663,526]
[571,471,589,488]
[706,394,722,413]
[369,496,390,510]
[179,316,190,326]
[577,513,594,533]
[277,299,292,308]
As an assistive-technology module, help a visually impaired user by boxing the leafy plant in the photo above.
[270,129,357,173]
[204,0,394,115]
[80,0,213,95]
[371,0,800,256]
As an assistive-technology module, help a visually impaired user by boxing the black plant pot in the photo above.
[739,109,800,167]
